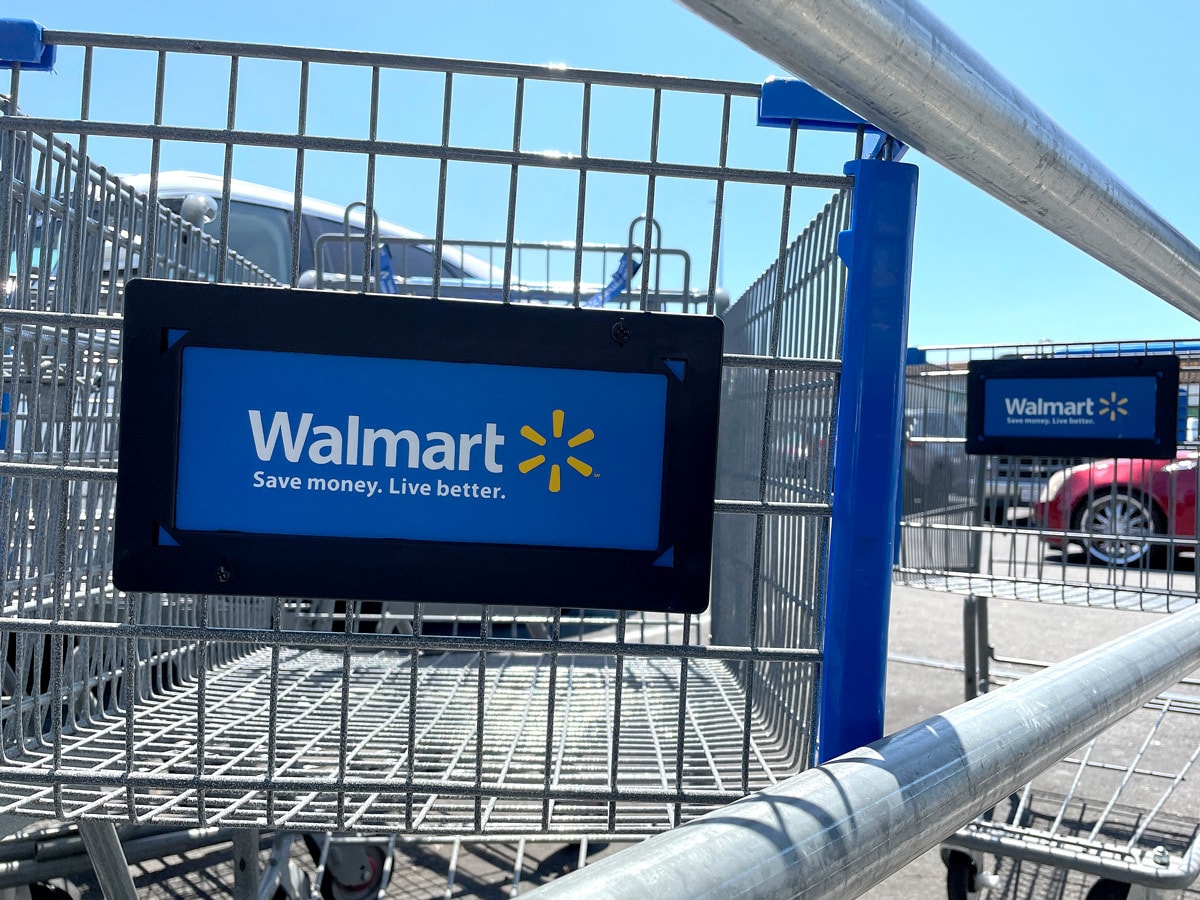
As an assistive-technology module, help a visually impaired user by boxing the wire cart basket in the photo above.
[897,340,1200,900]
[0,20,917,897]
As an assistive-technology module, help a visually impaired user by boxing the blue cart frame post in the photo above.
[821,157,918,761]
[758,78,919,763]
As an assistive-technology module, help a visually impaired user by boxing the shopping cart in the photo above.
[896,341,1200,899]
[0,21,916,897]
[897,341,1200,612]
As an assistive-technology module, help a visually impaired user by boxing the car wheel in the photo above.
[1075,490,1161,566]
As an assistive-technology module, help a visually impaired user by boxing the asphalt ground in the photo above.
[23,583,1200,899]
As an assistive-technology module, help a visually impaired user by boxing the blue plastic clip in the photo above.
[586,253,641,307]
[758,77,906,160]
[0,19,56,72]
[757,76,872,132]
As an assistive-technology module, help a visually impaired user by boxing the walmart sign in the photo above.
[966,356,1179,458]
[175,349,668,551]
[114,281,723,613]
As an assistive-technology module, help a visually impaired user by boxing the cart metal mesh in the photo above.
[0,33,871,836]
[896,341,1200,613]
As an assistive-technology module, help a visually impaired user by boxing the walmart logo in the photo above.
[1097,391,1129,423]
[518,409,594,493]
[1004,391,1134,422]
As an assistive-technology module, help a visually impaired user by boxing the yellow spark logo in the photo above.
[518,409,594,493]
[1097,392,1129,422]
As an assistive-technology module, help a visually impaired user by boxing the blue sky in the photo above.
[6,0,1200,348]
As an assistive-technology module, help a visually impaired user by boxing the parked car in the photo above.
[124,171,719,311]
[126,171,503,291]
[901,406,971,514]
[1030,454,1198,565]
[981,455,1084,521]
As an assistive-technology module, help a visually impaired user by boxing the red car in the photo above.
[1031,453,1198,566]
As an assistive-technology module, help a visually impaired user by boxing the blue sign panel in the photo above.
[966,356,1179,458]
[175,348,667,550]
[982,376,1158,439]
[113,280,723,613]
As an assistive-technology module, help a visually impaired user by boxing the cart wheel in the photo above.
[30,880,82,900]
[944,850,977,900]
[320,845,389,900]
[1084,879,1130,900]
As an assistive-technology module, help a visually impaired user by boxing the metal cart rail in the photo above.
[897,340,1200,899]
[944,655,1200,899]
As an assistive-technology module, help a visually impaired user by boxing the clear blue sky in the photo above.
[6,0,1200,348]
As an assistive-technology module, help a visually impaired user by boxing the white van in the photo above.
[126,171,719,311]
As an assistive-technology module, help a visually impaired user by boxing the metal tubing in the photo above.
[962,595,978,701]
[946,825,1200,891]
[526,602,1200,899]
[976,595,991,695]
[231,829,261,900]
[0,827,238,889]
[76,821,138,900]
[676,0,1200,323]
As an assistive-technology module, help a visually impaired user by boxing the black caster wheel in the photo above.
[320,844,390,900]
[29,881,82,900]
[1084,879,1131,900]
[944,850,978,900]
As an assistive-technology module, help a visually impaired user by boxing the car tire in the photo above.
[1074,490,1163,566]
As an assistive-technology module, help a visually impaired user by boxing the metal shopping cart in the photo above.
[0,21,917,898]
[896,340,1200,900]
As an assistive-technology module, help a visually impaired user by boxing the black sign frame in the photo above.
[113,280,724,613]
[965,355,1180,459]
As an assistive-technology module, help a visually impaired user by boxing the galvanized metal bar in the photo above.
[39,30,763,97]
[963,595,979,702]
[0,116,850,191]
[976,595,991,694]
[527,601,1200,900]
[231,828,261,900]
[0,617,822,661]
[676,0,1200,322]
[77,821,138,900]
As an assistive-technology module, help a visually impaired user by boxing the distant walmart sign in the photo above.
[987,378,1153,437]
[966,356,1179,458]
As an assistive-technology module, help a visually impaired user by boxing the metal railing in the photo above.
[677,0,1200,323]
[529,602,1200,899]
